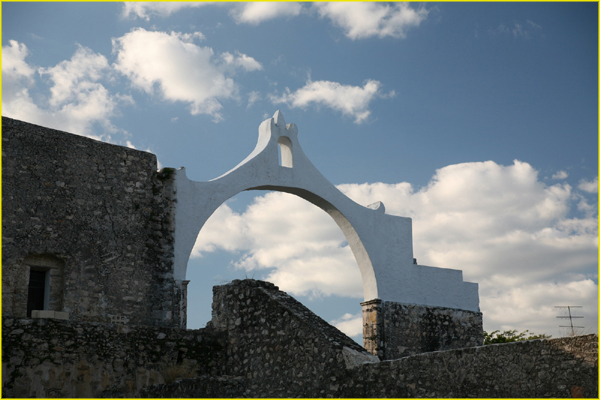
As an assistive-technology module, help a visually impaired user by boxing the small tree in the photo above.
[483,329,551,345]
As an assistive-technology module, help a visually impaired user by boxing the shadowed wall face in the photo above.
[1,117,182,327]
[2,280,597,398]
[362,299,483,360]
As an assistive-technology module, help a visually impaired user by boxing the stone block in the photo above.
[31,310,69,320]
[31,310,55,319]
[54,312,69,320]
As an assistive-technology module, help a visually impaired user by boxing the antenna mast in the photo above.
[555,306,584,336]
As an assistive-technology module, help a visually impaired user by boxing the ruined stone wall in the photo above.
[209,279,378,397]
[362,299,483,359]
[2,280,597,398]
[338,333,598,398]
[2,117,181,327]
[152,280,598,398]
[1,317,226,398]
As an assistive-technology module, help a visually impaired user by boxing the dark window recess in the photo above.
[27,270,46,317]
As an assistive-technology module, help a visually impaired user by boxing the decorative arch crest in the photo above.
[172,111,479,311]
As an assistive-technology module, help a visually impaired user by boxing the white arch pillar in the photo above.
[171,111,479,312]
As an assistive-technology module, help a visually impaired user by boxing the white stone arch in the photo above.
[172,111,479,311]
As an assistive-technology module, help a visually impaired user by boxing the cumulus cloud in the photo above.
[552,170,568,180]
[2,40,35,82]
[331,313,363,338]
[192,160,597,337]
[121,2,430,42]
[481,279,597,337]
[193,192,363,298]
[270,79,393,123]
[230,2,303,25]
[314,2,428,40]
[2,41,128,139]
[40,46,111,106]
[221,51,263,72]
[113,28,263,121]
[2,41,38,119]
[578,177,598,193]
[121,2,211,21]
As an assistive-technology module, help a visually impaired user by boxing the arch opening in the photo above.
[185,189,365,343]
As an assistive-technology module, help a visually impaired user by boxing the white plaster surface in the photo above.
[173,111,480,312]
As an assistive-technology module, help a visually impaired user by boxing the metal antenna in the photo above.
[555,306,584,336]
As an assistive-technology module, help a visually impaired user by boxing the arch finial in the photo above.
[273,110,286,127]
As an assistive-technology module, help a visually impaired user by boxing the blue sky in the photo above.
[2,2,598,342]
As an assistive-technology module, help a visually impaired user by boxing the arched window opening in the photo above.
[277,136,293,168]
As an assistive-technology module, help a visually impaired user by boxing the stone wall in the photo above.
[2,117,182,327]
[1,118,596,398]
[338,333,598,398]
[3,280,597,398]
[1,317,226,398]
[144,332,600,398]
[208,279,379,397]
[362,299,483,359]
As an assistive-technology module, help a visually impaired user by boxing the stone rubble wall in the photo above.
[2,117,181,327]
[1,317,226,398]
[339,333,598,398]
[2,280,597,398]
[208,279,378,397]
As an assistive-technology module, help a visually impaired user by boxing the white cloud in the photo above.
[39,45,110,106]
[314,2,428,40]
[271,79,392,123]
[122,2,210,21]
[113,28,259,121]
[552,170,568,180]
[193,192,363,298]
[230,2,303,25]
[247,91,261,108]
[578,177,598,193]
[2,41,127,139]
[192,159,597,337]
[2,40,37,119]
[121,2,429,42]
[491,20,542,39]
[480,279,597,336]
[221,51,263,72]
[2,40,35,82]
[331,313,363,338]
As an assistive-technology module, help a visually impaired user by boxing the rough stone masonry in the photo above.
[2,115,482,358]
[2,117,597,397]
[2,117,184,328]
[2,279,598,398]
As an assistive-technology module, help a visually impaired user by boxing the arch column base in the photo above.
[361,299,483,360]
